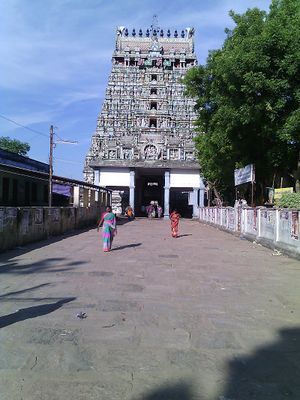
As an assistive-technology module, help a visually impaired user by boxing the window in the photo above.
[44,184,48,203]
[150,88,157,95]
[151,74,157,81]
[2,177,10,203]
[149,118,157,128]
[12,179,18,204]
[31,183,37,202]
[25,182,30,204]
[150,102,157,110]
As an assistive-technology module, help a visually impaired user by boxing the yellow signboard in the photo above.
[274,187,293,200]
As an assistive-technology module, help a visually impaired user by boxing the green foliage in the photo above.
[278,192,300,208]
[0,136,30,156]
[184,0,300,202]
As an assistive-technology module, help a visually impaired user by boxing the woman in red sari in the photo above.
[170,209,180,238]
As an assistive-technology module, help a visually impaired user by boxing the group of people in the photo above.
[97,206,181,252]
[145,201,163,218]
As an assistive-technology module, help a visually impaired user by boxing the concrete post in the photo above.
[73,186,80,207]
[129,170,135,210]
[257,208,261,237]
[164,170,170,218]
[275,209,280,242]
[108,191,111,207]
[241,207,246,234]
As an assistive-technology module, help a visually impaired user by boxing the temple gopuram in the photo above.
[84,22,205,217]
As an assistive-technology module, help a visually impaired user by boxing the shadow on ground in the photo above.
[133,382,193,400]
[0,297,76,329]
[111,243,142,251]
[218,326,300,400]
[0,226,94,258]
[133,327,300,400]
[116,217,135,226]
[0,283,51,298]
[0,257,86,275]
[0,283,70,303]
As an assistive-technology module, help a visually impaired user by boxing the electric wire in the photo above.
[0,114,49,138]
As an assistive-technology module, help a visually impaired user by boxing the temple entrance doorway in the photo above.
[135,169,164,217]
[170,188,193,218]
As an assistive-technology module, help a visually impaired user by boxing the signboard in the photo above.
[274,187,293,200]
[234,164,255,186]
[52,183,71,197]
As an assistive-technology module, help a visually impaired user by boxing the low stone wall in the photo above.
[0,206,103,253]
[199,206,300,258]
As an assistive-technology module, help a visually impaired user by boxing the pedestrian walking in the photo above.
[97,206,117,252]
[170,209,180,238]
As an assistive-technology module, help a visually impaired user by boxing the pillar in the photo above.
[94,169,100,185]
[164,170,170,218]
[199,179,205,207]
[192,187,199,218]
[129,169,135,210]
[73,186,80,207]
[90,189,95,206]
[83,188,89,207]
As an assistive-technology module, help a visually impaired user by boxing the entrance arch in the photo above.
[134,168,164,216]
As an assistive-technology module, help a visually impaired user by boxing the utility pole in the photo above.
[49,125,54,207]
[48,125,78,207]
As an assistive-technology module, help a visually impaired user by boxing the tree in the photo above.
[184,0,300,203]
[0,136,30,156]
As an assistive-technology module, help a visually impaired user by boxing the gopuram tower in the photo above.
[84,21,205,217]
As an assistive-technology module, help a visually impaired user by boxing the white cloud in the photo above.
[55,87,104,108]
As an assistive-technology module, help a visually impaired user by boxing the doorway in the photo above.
[170,188,193,218]
[135,170,164,216]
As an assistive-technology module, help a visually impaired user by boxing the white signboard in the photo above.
[170,171,200,188]
[99,169,130,187]
[234,164,255,186]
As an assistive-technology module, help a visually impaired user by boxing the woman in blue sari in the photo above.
[97,206,117,252]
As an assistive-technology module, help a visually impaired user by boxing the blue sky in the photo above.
[0,0,272,180]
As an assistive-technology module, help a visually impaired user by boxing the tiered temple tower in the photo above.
[84,22,205,217]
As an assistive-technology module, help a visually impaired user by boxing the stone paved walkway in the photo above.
[0,219,300,400]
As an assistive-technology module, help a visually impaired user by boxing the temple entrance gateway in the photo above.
[84,23,205,217]
[134,169,164,216]
[170,188,193,218]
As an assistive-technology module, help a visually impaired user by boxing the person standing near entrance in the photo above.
[146,201,155,218]
[157,204,163,218]
[97,206,117,252]
[170,209,181,238]
[125,205,134,220]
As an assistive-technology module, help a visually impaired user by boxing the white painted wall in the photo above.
[199,206,300,256]
[99,169,130,187]
[170,169,201,188]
